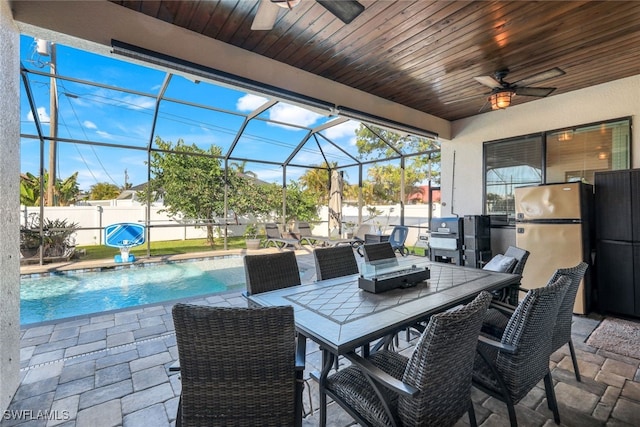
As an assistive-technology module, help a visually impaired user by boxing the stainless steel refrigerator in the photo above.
[515,182,594,314]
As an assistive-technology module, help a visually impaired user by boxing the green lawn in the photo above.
[76,239,429,261]
[77,237,250,261]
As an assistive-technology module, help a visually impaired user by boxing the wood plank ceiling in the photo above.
[111,1,640,122]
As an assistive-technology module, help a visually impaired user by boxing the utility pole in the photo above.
[46,42,58,206]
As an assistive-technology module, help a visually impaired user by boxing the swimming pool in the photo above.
[20,257,247,325]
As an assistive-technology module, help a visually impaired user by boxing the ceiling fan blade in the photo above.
[514,86,557,97]
[251,0,280,30]
[474,75,501,89]
[513,67,565,87]
[316,1,365,24]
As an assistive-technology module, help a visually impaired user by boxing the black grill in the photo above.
[429,217,464,265]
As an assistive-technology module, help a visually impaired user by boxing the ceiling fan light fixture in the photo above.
[490,90,513,110]
[274,0,301,9]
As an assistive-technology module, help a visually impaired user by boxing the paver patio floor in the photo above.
[5,250,640,426]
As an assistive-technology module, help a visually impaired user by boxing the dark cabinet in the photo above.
[463,215,491,268]
[595,171,633,241]
[596,241,636,316]
[594,169,640,317]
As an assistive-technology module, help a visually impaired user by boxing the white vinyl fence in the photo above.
[21,201,441,247]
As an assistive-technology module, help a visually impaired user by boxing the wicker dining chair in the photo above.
[362,242,397,263]
[172,304,305,427]
[314,245,359,281]
[243,251,301,296]
[483,246,530,305]
[482,261,588,381]
[472,275,571,427]
[324,291,493,427]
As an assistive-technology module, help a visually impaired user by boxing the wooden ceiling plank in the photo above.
[327,1,471,82]
[109,0,640,122]
[309,1,417,74]
[218,0,265,45]
[349,1,580,90]
[350,2,632,106]
[289,0,391,71]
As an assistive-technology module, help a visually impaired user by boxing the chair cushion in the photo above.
[325,350,408,426]
[481,308,510,338]
[483,254,517,273]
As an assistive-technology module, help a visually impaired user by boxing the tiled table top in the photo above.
[249,261,519,354]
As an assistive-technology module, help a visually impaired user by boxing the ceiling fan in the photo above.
[472,67,566,110]
[251,0,365,31]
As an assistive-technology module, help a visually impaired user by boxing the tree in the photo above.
[298,162,333,205]
[89,182,121,200]
[284,181,319,223]
[228,174,281,222]
[138,137,226,246]
[20,171,80,206]
[355,125,441,204]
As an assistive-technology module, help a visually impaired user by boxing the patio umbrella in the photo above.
[329,170,343,234]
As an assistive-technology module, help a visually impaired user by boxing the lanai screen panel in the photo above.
[229,118,309,165]
[153,99,245,155]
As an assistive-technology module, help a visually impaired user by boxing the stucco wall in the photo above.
[0,0,21,413]
[440,75,640,252]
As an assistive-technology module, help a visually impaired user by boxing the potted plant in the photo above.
[20,226,41,258]
[244,223,262,250]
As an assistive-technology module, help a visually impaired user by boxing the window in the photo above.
[546,119,631,184]
[484,118,631,225]
[484,135,542,225]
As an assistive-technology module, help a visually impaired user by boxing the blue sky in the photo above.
[19,35,369,192]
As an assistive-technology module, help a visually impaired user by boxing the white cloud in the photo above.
[236,95,323,128]
[323,120,360,140]
[269,103,323,127]
[26,107,50,124]
[96,130,113,139]
[236,94,269,111]
[83,120,97,129]
[120,94,155,111]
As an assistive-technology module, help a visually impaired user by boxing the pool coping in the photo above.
[19,247,300,278]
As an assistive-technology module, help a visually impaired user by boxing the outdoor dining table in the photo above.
[247,258,520,426]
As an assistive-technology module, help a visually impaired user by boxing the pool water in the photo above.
[20,257,247,325]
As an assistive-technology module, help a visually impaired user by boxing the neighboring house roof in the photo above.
[116,182,151,200]
[407,186,441,204]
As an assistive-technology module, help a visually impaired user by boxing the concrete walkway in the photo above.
[5,251,640,426]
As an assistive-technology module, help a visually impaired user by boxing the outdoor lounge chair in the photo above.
[296,221,335,247]
[263,222,300,249]
[297,221,372,248]
[482,261,589,381]
[472,275,571,427]
[172,304,306,426]
[323,291,493,427]
[314,245,359,281]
